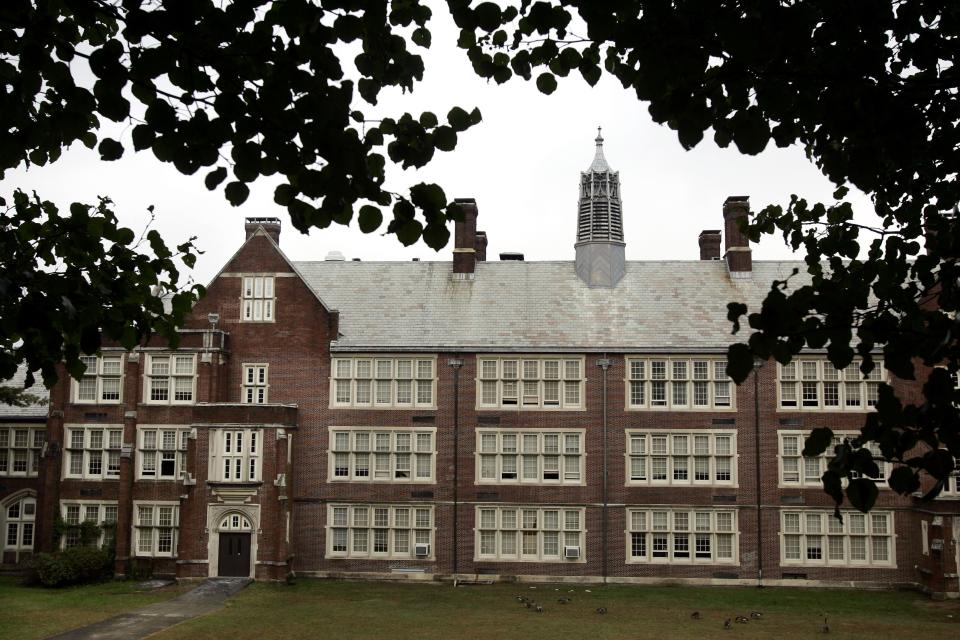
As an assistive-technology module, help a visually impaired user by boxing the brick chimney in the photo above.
[475,231,488,262]
[698,230,721,260]
[722,196,752,275]
[245,217,281,245]
[453,198,480,276]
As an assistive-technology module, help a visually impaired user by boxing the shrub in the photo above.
[30,547,113,587]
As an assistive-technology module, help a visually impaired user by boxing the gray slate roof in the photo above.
[0,366,50,420]
[294,260,808,352]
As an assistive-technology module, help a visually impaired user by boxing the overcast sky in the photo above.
[2,6,877,289]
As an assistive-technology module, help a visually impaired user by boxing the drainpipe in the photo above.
[448,358,464,580]
[753,358,765,587]
[597,356,611,584]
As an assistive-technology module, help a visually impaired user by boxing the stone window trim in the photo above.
[777,358,885,412]
[136,426,190,481]
[72,353,124,404]
[132,501,180,558]
[242,363,269,404]
[625,507,739,565]
[779,509,896,568]
[330,355,437,410]
[474,505,586,563]
[0,425,44,477]
[475,428,586,486]
[209,428,262,483]
[476,356,585,411]
[777,430,892,489]
[59,500,118,550]
[143,353,198,406]
[63,424,123,481]
[625,356,734,411]
[241,275,276,323]
[625,430,738,487]
[328,426,436,484]
[325,503,435,560]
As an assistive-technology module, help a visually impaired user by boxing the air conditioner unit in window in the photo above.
[414,543,430,557]
[932,516,944,526]
[564,546,581,559]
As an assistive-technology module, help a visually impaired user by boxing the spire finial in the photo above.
[588,127,609,172]
[596,126,603,143]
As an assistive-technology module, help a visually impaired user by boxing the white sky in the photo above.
[1,6,877,288]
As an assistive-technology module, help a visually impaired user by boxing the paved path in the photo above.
[47,578,250,640]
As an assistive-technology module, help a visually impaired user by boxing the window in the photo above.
[328,427,435,483]
[331,356,436,409]
[475,506,584,562]
[780,510,894,567]
[626,357,733,410]
[476,430,584,485]
[779,431,890,487]
[219,513,253,531]
[477,357,585,410]
[63,425,122,480]
[627,508,738,564]
[241,275,275,322]
[59,501,118,549]
[242,364,269,404]
[137,427,189,480]
[209,429,261,482]
[0,426,44,477]
[940,457,960,497]
[73,354,123,403]
[778,359,884,410]
[626,431,736,486]
[326,504,433,559]
[134,502,179,557]
[145,354,196,404]
[4,496,36,552]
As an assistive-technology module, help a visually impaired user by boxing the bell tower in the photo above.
[575,128,626,287]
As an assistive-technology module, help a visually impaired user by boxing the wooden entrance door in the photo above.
[218,532,251,577]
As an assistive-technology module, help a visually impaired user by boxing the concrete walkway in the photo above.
[47,578,250,640]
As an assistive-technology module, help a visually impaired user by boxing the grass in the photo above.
[154,579,960,640]
[0,575,191,640]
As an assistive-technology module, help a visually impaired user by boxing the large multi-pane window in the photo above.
[63,425,122,480]
[626,431,736,486]
[0,426,44,477]
[626,357,733,410]
[241,275,275,322]
[475,506,585,562]
[134,502,179,557]
[326,504,434,559]
[209,429,261,482]
[59,501,118,549]
[780,510,895,567]
[137,427,189,480]
[627,508,738,564]
[476,430,584,485]
[145,354,196,404]
[779,431,890,487]
[328,428,435,483]
[242,364,269,404]
[477,357,584,410]
[73,354,123,403]
[778,359,884,410]
[331,356,436,409]
[4,496,36,553]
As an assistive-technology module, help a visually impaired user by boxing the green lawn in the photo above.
[155,580,960,640]
[0,575,190,640]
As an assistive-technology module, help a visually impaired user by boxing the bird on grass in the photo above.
[595,607,607,614]
[750,611,762,619]
[723,618,732,630]
[690,611,701,620]
[535,605,543,613]
[558,597,571,604]
[822,615,830,634]
[735,615,749,624]
[516,595,527,604]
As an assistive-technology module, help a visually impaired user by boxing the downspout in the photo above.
[753,358,764,587]
[448,358,464,580]
[597,356,611,584]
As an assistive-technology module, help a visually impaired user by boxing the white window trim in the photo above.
[241,363,270,404]
[777,430,892,489]
[143,353,198,405]
[474,505,586,563]
[3,493,37,554]
[475,428,586,486]
[330,355,437,410]
[476,356,586,411]
[625,356,735,411]
[625,507,740,565]
[325,503,435,560]
[778,509,897,568]
[327,426,436,484]
[777,358,885,412]
[132,501,180,558]
[71,353,124,404]
[240,275,276,323]
[59,500,118,549]
[62,424,123,480]
[208,428,262,483]
[136,426,190,481]
[624,430,738,487]
[0,425,44,477]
